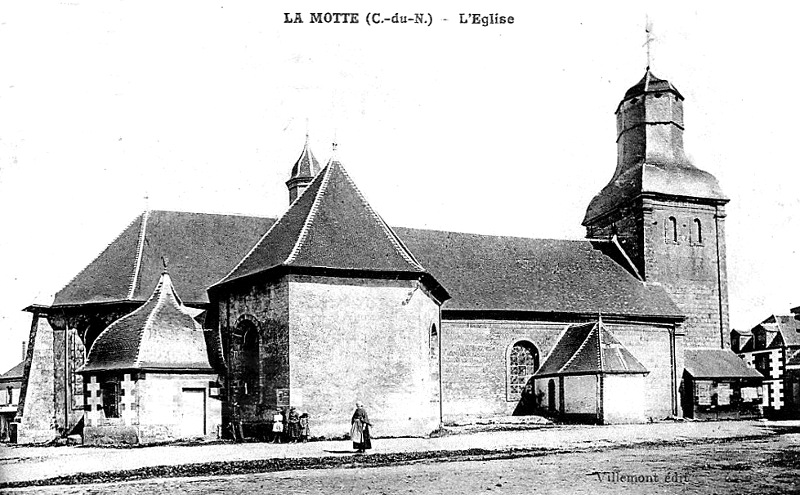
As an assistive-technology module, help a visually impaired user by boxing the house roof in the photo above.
[752,314,800,348]
[215,159,427,287]
[53,211,273,307]
[684,349,763,379]
[394,228,681,318]
[787,349,800,367]
[80,271,214,373]
[534,320,648,377]
[0,361,25,381]
[49,211,683,320]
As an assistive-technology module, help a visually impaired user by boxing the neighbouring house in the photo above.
[681,348,763,420]
[12,66,746,443]
[732,314,800,418]
[530,319,649,424]
[0,359,24,442]
[78,269,222,445]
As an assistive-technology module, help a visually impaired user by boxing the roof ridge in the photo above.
[561,323,598,373]
[215,166,332,286]
[54,213,144,302]
[127,210,150,300]
[336,163,424,271]
[285,162,334,264]
[135,275,171,368]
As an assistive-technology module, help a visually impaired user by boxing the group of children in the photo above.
[270,406,310,443]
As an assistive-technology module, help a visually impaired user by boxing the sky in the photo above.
[1,2,799,372]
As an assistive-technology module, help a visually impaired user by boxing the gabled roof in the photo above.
[684,349,763,379]
[80,271,214,373]
[394,229,681,318]
[534,320,648,377]
[216,159,426,287]
[53,211,273,307]
[0,361,25,381]
[751,314,800,348]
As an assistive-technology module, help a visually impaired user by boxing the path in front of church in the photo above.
[1,421,799,492]
[11,433,799,495]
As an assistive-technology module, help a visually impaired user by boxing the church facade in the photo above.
[11,69,755,443]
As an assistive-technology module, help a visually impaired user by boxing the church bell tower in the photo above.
[583,69,730,348]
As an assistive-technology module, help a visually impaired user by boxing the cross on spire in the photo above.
[643,16,655,70]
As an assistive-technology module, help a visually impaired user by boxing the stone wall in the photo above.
[440,319,566,422]
[15,313,56,444]
[441,318,679,423]
[84,372,221,445]
[604,374,647,424]
[586,197,728,349]
[218,278,290,425]
[289,276,440,438]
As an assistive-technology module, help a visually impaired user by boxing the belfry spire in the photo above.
[286,133,321,204]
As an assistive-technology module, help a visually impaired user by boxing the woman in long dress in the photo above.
[350,401,372,453]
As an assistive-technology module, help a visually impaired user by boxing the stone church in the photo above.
[12,69,756,444]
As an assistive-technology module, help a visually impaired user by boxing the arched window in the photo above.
[233,319,260,403]
[665,216,678,243]
[507,341,539,401]
[692,219,702,244]
[429,324,438,360]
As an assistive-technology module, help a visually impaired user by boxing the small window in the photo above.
[508,341,539,401]
[429,324,438,360]
[6,387,12,405]
[665,216,678,243]
[102,380,120,418]
[692,219,702,244]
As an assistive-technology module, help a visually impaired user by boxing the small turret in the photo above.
[286,134,321,204]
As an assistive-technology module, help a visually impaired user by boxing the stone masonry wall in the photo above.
[219,278,290,425]
[15,313,56,444]
[441,319,566,422]
[289,276,440,438]
[642,200,728,348]
[586,197,728,349]
[441,318,679,423]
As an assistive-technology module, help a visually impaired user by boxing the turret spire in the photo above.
[286,133,321,204]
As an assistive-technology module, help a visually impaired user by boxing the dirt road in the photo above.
[5,432,799,494]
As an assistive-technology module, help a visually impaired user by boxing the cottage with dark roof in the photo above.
[11,67,750,443]
[78,269,221,445]
[682,349,763,420]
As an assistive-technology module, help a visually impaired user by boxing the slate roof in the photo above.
[215,159,426,287]
[53,211,273,307]
[50,211,682,320]
[684,349,763,379]
[0,361,25,382]
[787,349,800,368]
[288,136,321,182]
[80,271,214,373]
[394,228,681,318]
[534,320,648,377]
[752,314,800,348]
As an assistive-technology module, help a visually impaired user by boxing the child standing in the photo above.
[299,412,310,442]
[271,409,284,443]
